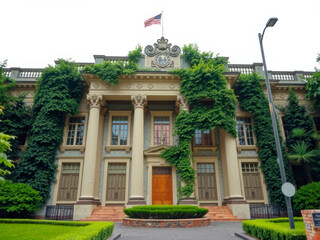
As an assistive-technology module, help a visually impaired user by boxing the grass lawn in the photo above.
[0,219,114,240]
[0,223,84,240]
[275,221,305,230]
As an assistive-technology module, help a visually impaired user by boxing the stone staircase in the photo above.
[85,206,126,222]
[203,206,243,222]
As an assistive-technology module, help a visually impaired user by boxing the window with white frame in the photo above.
[151,111,172,146]
[66,116,86,145]
[236,117,254,145]
[111,116,129,146]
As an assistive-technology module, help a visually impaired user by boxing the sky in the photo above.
[1,0,319,72]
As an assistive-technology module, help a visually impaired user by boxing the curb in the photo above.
[235,232,256,240]
[110,233,121,240]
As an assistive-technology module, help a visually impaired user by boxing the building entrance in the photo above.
[152,167,173,205]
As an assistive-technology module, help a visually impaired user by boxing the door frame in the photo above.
[102,157,130,206]
[146,157,177,205]
[194,156,222,206]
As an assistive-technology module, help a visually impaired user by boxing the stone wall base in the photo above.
[227,203,250,219]
[73,205,96,221]
[123,217,211,228]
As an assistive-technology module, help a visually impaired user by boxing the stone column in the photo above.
[176,94,197,205]
[74,94,102,220]
[127,94,147,205]
[219,129,249,219]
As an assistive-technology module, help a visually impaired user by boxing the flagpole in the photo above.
[162,11,164,37]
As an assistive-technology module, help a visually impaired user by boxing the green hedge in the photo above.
[124,205,208,219]
[242,218,306,240]
[293,181,320,211]
[0,219,114,240]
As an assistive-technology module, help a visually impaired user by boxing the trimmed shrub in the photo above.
[0,219,114,240]
[0,181,42,216]
[293,181,320,211]
[242,218,306,240]
[124,205,208,219]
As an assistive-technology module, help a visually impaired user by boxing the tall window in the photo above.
[241,163,263,200]
[154,116,170,145]
[314,117,320,131]
[111,116,128,145]
[67,117,85,145]
[281,116,289,138]
[195,129,212,146]
[236,117,254,145]
[58,163,80,201]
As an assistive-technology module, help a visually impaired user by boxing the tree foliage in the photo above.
[283,89,315,148]
[161,44,237,198]
[13,60,84,205]
[293,181,320,211]
[235,73,294,209]
[0,180,42,215]
[0,61,30,159]
[306,55,320,109]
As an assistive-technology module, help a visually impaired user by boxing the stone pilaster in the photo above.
[219,129,249,219]
[127,94,147,205]
[77,94,102,206]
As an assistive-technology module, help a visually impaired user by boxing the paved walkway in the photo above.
[112,222,248,240]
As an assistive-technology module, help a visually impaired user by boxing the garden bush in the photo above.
[242,218,306,240]
[293,181,320,211]
[0,181,42,216]
[124,205,208,219]
[0,219,114,240]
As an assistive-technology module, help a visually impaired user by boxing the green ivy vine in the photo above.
[13,60,84,205]
[235,73,294,209]
[161,44,237,199]
[81,45,142,84]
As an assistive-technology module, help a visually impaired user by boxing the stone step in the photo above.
[202,206,243,222]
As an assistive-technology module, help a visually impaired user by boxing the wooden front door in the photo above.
[152,167,173,205]
[197,163,218,201]
[106,163,126,201]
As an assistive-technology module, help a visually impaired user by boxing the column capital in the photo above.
[177,94,189,111]
[87,94,102,108]
[131,94,147,109]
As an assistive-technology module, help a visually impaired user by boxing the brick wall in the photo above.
[302,210,320,240]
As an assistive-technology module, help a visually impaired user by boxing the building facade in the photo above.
[6,38,316,220]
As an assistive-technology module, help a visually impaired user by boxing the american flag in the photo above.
[144,13,162,27]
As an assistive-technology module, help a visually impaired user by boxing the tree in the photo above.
[306,55,320,109]
[0,60,31,160]
[0,107,15,181]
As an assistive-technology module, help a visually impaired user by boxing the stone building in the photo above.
[6,37,316,220]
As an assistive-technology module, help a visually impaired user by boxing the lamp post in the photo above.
[258,18,295,229]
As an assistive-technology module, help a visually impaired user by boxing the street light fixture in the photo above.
[258,18,295,229]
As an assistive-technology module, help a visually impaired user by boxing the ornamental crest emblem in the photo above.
[144,37,181,68]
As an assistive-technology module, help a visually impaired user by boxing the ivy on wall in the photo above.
[81,45,141,84]
[13,60,84,205]
[235,73,294,209]
[161,44,237,199]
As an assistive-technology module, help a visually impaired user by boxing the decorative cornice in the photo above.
[87,94,102,108]
[131,94,147,109]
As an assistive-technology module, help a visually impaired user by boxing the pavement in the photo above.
[110,222,256,240]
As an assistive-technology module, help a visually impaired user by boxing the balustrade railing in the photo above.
[3,62,315,82]
[270,71,296,81]
[228,64,255,75]
[18,69,43,78]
